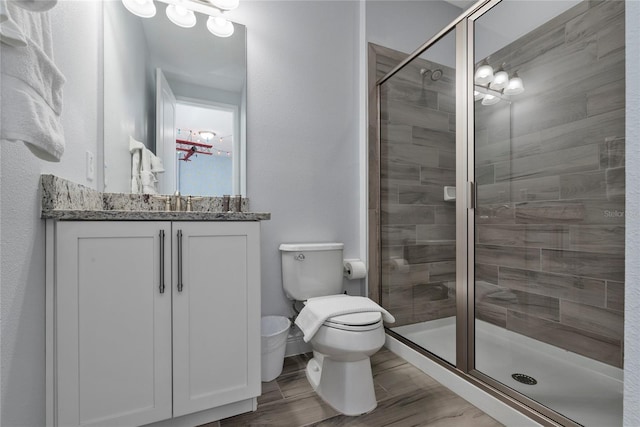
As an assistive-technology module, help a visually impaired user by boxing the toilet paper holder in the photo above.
[343,259,367,280]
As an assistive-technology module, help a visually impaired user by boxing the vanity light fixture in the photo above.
[207,15,234,37]
[209,0,239,11]
[166,3,197,28]
[122,0,157,18]
[121,0,238,38]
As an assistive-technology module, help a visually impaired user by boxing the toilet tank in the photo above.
[279,243,344,301]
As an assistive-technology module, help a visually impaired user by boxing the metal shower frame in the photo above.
[374,1,584,425]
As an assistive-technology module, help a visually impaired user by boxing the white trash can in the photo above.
[261,316,291,382]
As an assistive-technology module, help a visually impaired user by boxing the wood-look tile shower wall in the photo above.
[374,0,624,368]
[376,43,458,327]
[474,1,625,368]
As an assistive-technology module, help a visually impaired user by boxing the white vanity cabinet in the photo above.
[46,220,261,427]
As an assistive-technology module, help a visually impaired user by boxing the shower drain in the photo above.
[511,373,537,385]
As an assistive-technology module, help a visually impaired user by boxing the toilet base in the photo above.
[306,355,377,416]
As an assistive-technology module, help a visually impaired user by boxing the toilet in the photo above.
[279,242,393,416]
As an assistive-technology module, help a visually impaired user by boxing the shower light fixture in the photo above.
[474,59,494,85]
[503,71,525,95]
[481,93,501,106]
[474,60,525,106]
[489,65,509,91]
[121,0,238,38]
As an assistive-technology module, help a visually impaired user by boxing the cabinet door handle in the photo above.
[159,230,166,294]
[177,230,184,292]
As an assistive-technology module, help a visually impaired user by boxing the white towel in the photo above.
[128,135,145,153]
[0,1,65,161]
[141,148,160,193]
[150,152,164,173]
[0,2,27,47]
[140,170,158,194]
[12,0,58,12]
[295,295,395,342]
[131,149,141,193]
[129,136,144,193]
[130,137,161,194]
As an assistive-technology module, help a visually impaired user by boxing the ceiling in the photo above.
[443,0,478,11]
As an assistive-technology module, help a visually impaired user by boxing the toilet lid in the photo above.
[324,311,382,327]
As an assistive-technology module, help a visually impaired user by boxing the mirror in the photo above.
[103,1,247,196]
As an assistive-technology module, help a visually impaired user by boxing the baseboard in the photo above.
[141,398,257,427]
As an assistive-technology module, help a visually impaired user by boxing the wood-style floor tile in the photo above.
[215,348,502,427]
[308,389,501,427]
[220,391,338,427]
[258,380,284,406]
[278,370,315,398]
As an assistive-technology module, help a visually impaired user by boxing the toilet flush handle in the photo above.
[295,253,305,261]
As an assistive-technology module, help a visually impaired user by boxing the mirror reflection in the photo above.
[103,1,246,196]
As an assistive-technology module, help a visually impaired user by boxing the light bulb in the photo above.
[122,0,156,18]
[474,59,493,85]
[207,15,234,37]
[474,90,484,101]
[490,69,509,91]
[209,0,239,11]
[504,72,524,95]
[481,94,501,106]
[166,4,196,28]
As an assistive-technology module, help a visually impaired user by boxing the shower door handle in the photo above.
[468,181,476,210]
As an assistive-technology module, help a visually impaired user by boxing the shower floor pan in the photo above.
[393,317,622,427]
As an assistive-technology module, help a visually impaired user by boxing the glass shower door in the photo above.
[378,29,458,365]
[472,1,625,425]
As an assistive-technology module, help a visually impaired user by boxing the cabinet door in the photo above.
[172,222,261,417]
[55,221,172,427]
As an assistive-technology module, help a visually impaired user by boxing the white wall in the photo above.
[624,1,640,425]
[103,1,153,193]
[1,1,639,426]
[366,0,461,61]
[0,2,101,425]
[230,0,363,316]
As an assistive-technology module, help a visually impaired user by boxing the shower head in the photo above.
[420,68,443,82]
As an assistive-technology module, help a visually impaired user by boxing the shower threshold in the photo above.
[392,317,622,427]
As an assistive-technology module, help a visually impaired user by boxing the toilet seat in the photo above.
[323,311,383,332]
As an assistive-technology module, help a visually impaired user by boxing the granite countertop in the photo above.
[42,210,271,221]
[40,175,270,222]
